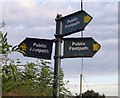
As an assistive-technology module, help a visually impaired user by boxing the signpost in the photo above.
[61,10,93,36]
[53,10,94,98]
[17,5,100,98]
[63,37,101,58]
[53,14,62,98]
[18,38,53,60]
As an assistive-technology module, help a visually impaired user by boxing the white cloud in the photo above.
[36,0,119,2]
[65,75,118,96]
[53,0,119,2]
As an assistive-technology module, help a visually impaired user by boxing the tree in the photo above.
[0,26,15,96]
[74,90,105,98]
[0,30,20,66]
[1,24,72,97]
[2,59,72,96]
[0,24,22,95]
[82,90,105,98]
[0,32,12,65]
[2,61,19,95]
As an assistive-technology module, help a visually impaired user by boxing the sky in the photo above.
[0,0,119,96]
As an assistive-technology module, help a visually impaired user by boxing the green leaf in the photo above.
[3,32,7,39]
[0,32,3,38]
[0,46,2,51]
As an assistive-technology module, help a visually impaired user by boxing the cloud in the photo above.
[64,74,118,96]
[36,0,119,3]
[3,1,78,26]
[2,0,118,77]
[2,1,81,45]
[65,78,118,96]
[0,3,2,22]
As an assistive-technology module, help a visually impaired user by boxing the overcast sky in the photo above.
[1,0,119,96]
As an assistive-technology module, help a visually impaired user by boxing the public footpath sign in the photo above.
[63,37,101,58]
[18,38,53,60]
[61,10,93,36]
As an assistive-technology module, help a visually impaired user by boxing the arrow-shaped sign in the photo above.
[63,37,101,58]
[58,10,93,37]
[18,38,53,60]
